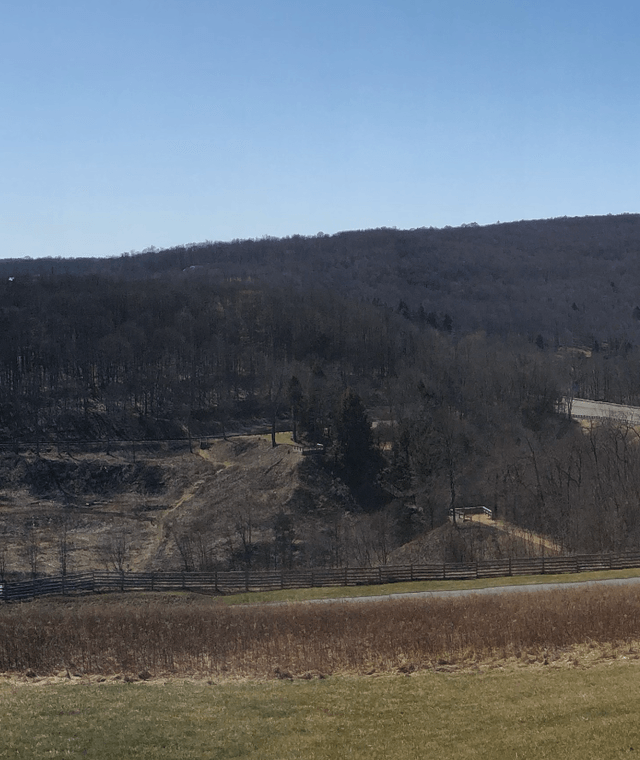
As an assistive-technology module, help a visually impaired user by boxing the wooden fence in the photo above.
[3,551,640,603]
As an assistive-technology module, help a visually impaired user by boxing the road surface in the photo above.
[565,398,640,424]
[287,576,640,605]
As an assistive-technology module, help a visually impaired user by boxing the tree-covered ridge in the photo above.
[3,213,640,347]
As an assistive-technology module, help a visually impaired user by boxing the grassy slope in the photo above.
[3,662,640,759]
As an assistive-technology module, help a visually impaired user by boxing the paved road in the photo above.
[292,576,640,605]
[566,398,640,424]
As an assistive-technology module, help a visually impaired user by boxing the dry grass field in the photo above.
[3,583,640,758]
[2,583,640,679]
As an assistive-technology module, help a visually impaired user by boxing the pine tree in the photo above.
[334,389,384,508]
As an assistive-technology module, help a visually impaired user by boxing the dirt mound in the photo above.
[389,519,557,564]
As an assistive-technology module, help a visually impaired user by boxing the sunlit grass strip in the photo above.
[3,582,640,679]
[4,664,640,759]
[222,566,640,604]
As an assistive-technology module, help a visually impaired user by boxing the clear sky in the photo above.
[1,0,639,259]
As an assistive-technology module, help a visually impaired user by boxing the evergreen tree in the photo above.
[334,389,384,508]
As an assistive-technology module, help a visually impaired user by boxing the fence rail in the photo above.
[3,551,640,603]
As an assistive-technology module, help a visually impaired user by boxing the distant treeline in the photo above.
[3,213,640,346]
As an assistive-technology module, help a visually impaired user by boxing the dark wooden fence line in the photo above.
[3,551,640,603]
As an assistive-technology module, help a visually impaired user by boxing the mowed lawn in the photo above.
[3,662,640,759]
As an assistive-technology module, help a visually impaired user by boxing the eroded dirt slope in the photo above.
[0,436,352,577]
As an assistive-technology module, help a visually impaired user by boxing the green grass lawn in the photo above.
[3,661,640,759]
[222,566,640,605]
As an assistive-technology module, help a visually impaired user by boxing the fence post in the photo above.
[120,571,124,592]
[214,569,218,593]
[443,563,446,580]
[245,570,249,592]
[280,570,284,590]
[344,567,348,586]
[410,564,414,581]
[509,558,512,577]
[378,566,382,584]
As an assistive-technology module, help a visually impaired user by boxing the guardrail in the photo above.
[2,551,640,603]
[449,505,493,521]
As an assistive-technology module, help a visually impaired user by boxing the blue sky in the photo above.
[1,0,639,259]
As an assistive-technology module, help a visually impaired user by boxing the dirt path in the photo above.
[470,513,562,553]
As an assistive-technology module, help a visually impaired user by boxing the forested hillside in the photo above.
[3,213,640,571]
[4,213,640,347]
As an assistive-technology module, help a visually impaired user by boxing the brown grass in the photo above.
[2,584,640,680]
[0,437,322,576]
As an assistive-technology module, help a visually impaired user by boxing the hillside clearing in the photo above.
[0,436,350,576]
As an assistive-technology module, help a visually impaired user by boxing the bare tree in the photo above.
[173,525,217,571]
[235,509,255,569]
[22,520,40,579]
[173,529,195,571]
[57,515,75,577]
[192,531,215,571]
[267,363,286,448]
[99,528,129,572]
